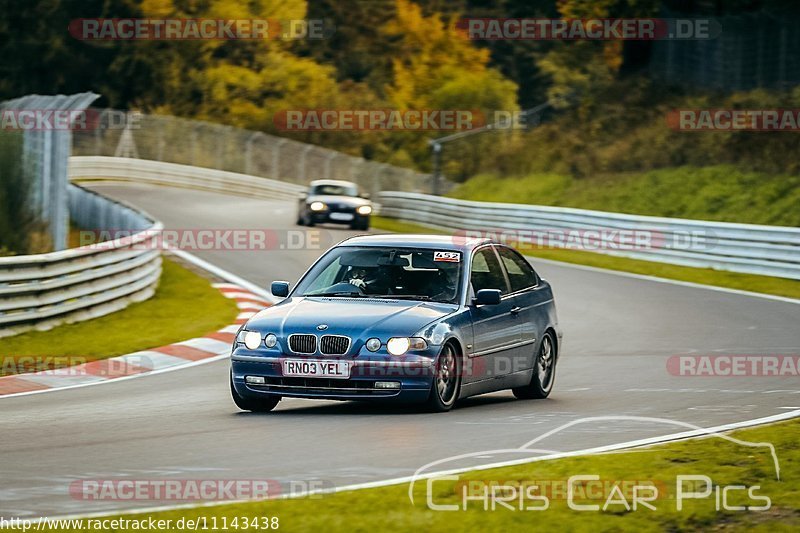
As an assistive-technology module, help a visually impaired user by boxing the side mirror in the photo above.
[271,281,290,298]
[360,193,370,200]
[473,289,501,306]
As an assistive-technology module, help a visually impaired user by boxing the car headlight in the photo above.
[264,333,278,348]
[386,337,427,356]
[357,205,372,215]
[365,338,381,352]
[309,201,326,211]
[243,331,262,350]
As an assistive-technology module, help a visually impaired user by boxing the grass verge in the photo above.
[44,417,800,532]
[0,257,239,376]
[448,166,800,228]
[371,216,800,300]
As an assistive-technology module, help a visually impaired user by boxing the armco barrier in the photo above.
[67,157,800,280]
[0,154,333,337]
[68,156,306,200]
[0,183,162,337]
[377,192,800,280]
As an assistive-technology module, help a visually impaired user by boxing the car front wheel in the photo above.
[231,373,281,412]
[512,332,556,400]
[424,343,461,412]
[350,218,369,231]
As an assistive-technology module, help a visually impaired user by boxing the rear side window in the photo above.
[496,246,538,293]
[471,247,509,294]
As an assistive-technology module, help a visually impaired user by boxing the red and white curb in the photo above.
[0,283,270,398]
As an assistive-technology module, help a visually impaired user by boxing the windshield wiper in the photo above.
[306,291,366,298]
[372,294,432,301]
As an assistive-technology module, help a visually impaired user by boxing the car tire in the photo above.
[230,374,281,412]
[304,213,315,227]
[424,343,461,412]
[296,212,305,226]
[512,332,556,400]
[350,219,370,231]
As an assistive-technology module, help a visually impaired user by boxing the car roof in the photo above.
[339,234,495,252]
[309,179,358,188]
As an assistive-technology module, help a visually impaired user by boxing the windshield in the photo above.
[310,184,358,197]
[294,246,462,303]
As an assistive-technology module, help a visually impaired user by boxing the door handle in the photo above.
[510,306,522,314]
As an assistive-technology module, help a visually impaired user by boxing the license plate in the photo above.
[329,212,354,221]
[282,359,351,379]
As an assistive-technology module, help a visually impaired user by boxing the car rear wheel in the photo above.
[424,343,461,412]
[230,373,281,412]
[512,332,556,400]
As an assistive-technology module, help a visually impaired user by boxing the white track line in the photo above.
[41,407,800,520]
[0,354,230,400]
[169,249,277,303]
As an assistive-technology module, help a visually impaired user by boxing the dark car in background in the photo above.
[297,179,372,230]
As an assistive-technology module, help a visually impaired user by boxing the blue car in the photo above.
[230,235,562,412]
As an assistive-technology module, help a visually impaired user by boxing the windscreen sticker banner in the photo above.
[434,251,461,262]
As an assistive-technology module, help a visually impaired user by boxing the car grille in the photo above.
[320,335,350,355]
[250,377,396,396]
[288,334,317,354]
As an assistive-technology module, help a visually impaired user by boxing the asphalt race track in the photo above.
[1,183,798,518]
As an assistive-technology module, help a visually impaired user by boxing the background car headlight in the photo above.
[357,205,372,215]
[264,333,278,348]
[365,337,381,352]
[309,201,326,211]
[243,331,262,350]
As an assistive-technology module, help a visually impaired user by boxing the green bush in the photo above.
[0,131,48,255]
[443,81,800,182]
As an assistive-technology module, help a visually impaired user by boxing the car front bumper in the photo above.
[309,211,369,226]
[231,355,434,402]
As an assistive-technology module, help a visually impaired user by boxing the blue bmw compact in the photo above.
[230,235,562,412]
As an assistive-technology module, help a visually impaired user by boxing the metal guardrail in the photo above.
[377,192,800,281]
[0,183,162,337]
[67,158,800,281]
[69,156,307,200]
[1,93,99,250]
